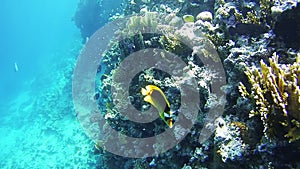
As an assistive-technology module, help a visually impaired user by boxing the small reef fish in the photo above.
[141,85,174,128]
[14,62,19,72]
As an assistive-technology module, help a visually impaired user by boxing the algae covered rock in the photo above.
[214,117,250,163]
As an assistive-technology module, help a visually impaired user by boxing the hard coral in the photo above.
[214,117,249,163]
[239,53,300,142]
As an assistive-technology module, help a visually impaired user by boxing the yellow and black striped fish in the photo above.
[141,85,174,128]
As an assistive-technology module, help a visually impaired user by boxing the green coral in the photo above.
[183,15,195,23]
[245,11,260,25]
[159,35,186,54]
[259,0,273,24]
[239,53,300,142]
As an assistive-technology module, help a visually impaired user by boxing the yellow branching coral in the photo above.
[240,53,300,142]
[259,0,272,24]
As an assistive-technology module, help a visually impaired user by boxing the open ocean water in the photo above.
[0,0,102,168]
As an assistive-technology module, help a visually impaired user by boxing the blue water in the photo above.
[0,0,105,168]
[0,0,80,102]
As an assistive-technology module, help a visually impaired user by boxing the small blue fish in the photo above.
[14,62,19,72]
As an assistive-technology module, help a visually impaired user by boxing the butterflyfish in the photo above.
[141,85,174,128]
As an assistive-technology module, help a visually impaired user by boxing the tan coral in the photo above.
[240,53,300,142]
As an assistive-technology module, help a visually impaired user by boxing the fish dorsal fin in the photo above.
[144,95,154,104]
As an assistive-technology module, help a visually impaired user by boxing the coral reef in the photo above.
[92,11,225,168]
[274,4,300,50]
[73,0,124,42]
[239,53,300,142]
[73,0,300,168]
[73,0,104,41]
[214,117,249,163]
[0,43,102,168]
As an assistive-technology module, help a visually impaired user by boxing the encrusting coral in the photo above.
[239,53,300,142]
